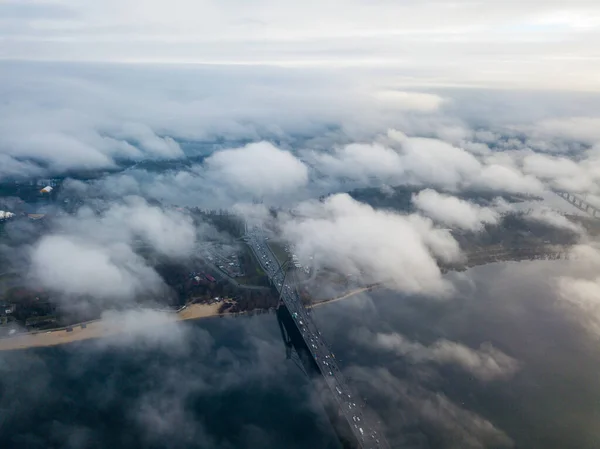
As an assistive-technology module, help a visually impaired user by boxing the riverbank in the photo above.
[0,303,222,351]
[0,254,569,351]
[310,285,380,308]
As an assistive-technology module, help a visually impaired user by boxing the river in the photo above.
[1,261,599,449]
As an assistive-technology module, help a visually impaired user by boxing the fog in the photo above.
[1,8,600,446]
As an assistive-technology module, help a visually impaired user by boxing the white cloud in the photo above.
[204,141,309,197]
[307,143,404,182]
[533,117,600,144]
[279,193,461,295]
[523,153,596,193]
[98,309,190,349]
[557,245,600,338]
[558,276,600,337]
[1,60,599,188]
[412,189,499,231]
[115,123,184,159]
[472,164,545,195]
[111,198,197,258]
[389,132,482,190]
[405,214,465,264]
[526,207,584,234]
[0,92,187,176]
[30,235,164,300]
[28,198,198,304]
[59,197,197,259]
[349,367,514,448]
[357,330,519,382]
[383,334,519,382]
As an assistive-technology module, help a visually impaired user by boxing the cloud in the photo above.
[412,189,499,231]
[357,330,519,382]
[525,207,584,234]
[532,117,600,144]
[555,245,600,338]
[56,197,198,258]
[307,131,501,193]
[379,131,544,196]
[387,131,482,190]
[0,63,364,179]
[97,309,193,350]
[279,193,461,295]
[27,197,198,307]
[115,122,184,159]
[118,319,302,448]
[373,91,446,112]
[30,235,165,302]
[204,142,309,198]
[59,143,311,210]
[306,143,404,182]
[1,59,599,200]
[551,244,600,340]
[471,164,545,195]
[349,366,514,448]
[104,197,197,258]
[523,153,596,193]
[0,77,187,177]
[0,314,317,449]
[558,275,600,338]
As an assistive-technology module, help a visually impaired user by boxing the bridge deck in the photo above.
[556,191,600,218]
[245,228,390,449]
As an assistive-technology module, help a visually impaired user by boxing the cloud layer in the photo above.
[412,189,499,231]
[28,197,198,307]
[204,142,309,198]
[279,193,461,295]
[356,329,519,382]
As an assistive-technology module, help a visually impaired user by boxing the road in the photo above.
[245,227,390,449]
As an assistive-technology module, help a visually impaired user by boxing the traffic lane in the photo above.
[248,238,378,446]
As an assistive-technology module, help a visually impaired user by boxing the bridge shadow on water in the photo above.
[276,304,361,449]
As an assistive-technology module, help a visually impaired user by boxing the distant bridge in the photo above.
[245,228,390,449]
[556,191,600,218]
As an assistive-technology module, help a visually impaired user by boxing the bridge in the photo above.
[244,227,390,449]
[556,191,600,218]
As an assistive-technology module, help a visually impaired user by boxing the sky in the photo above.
[1,0,600,90]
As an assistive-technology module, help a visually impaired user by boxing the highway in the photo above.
[245,227,390,449]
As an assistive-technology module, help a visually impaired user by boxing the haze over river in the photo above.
[2,261,599,449]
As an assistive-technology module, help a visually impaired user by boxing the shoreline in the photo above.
[309,285,380,308]
[0,257,567,352]
[0,286,379,352]
[0,302,223,352]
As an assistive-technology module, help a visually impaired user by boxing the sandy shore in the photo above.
[178,302,222,321]
[0,287,378,352]
[310,285,380,308]
[0,302,222,351]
